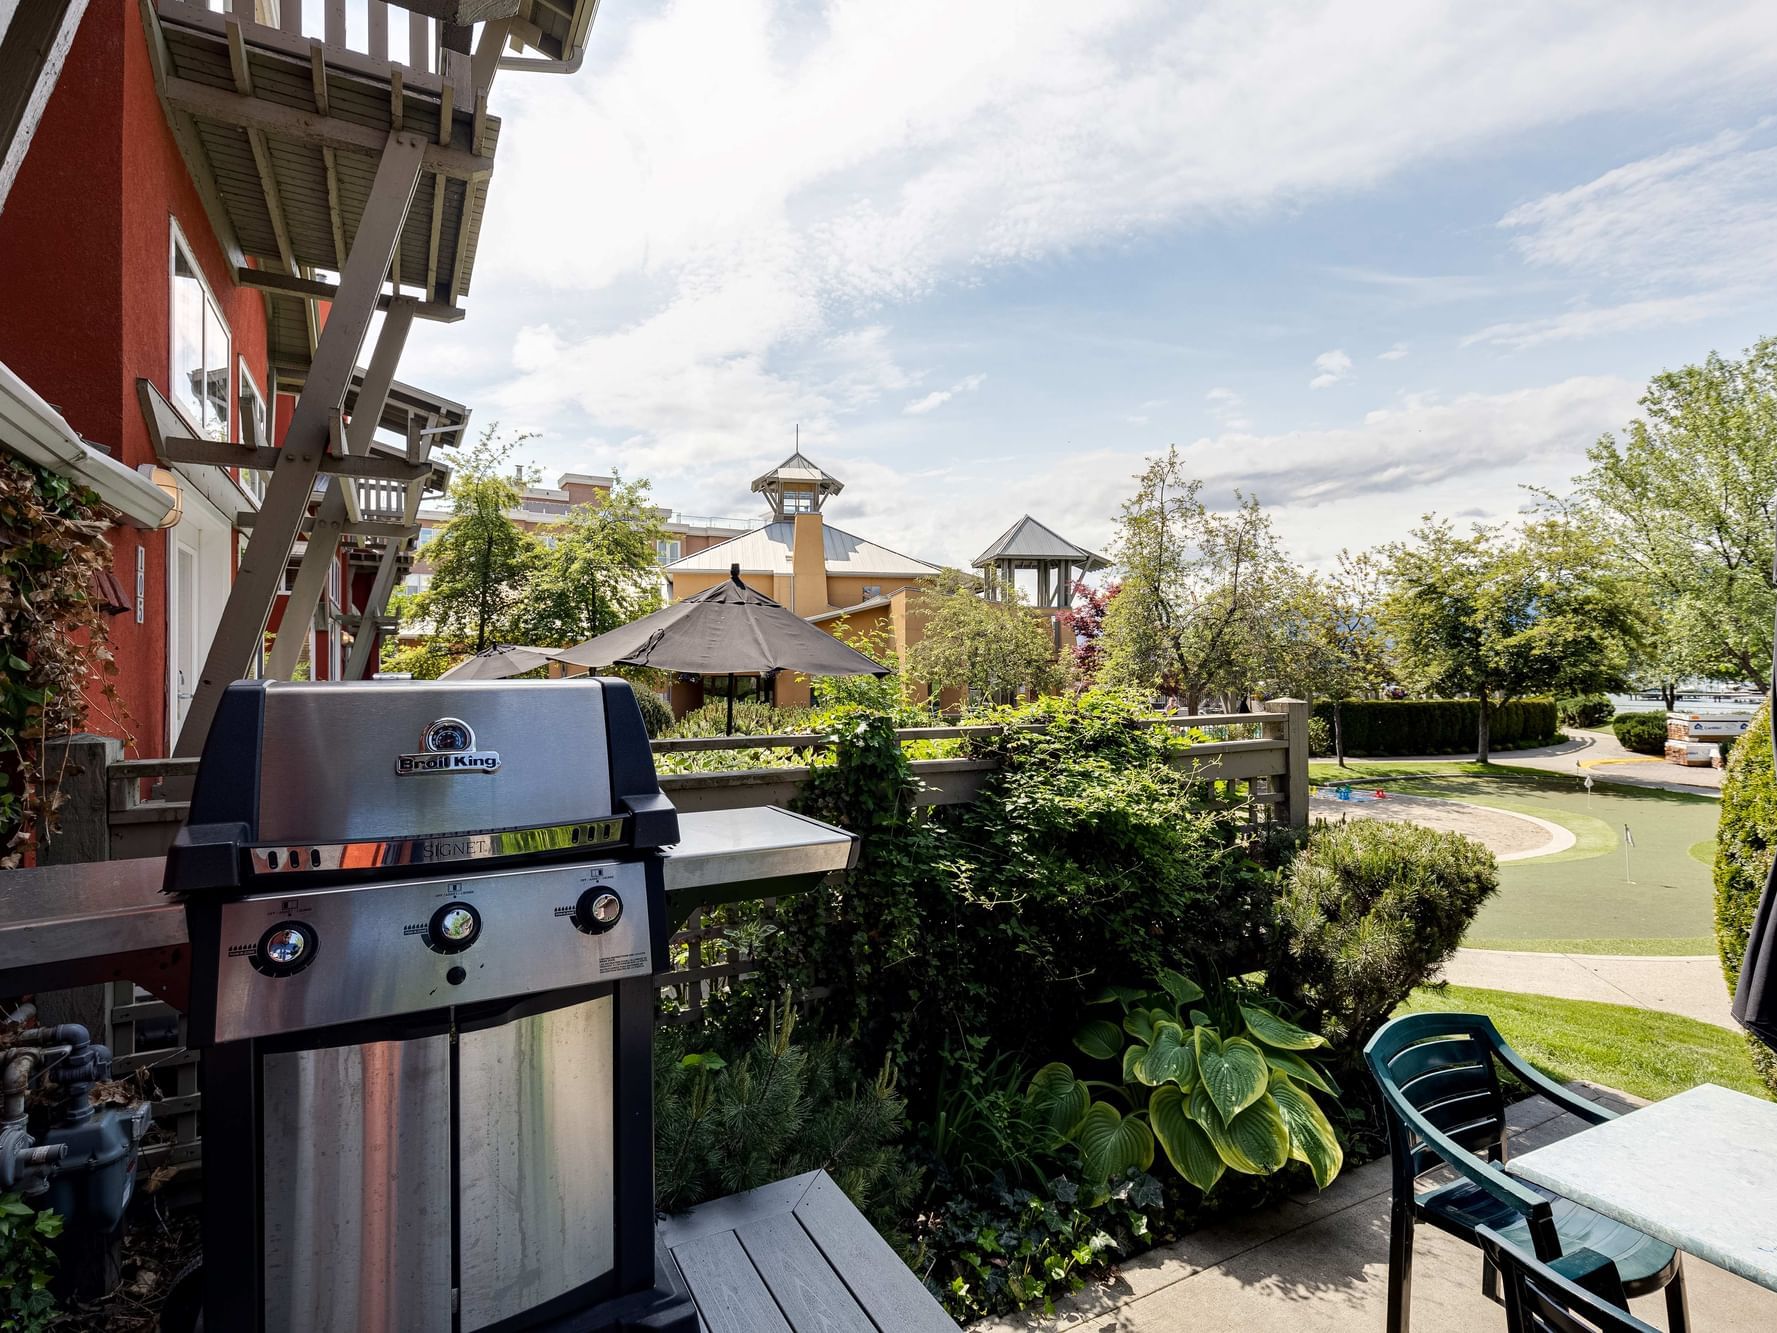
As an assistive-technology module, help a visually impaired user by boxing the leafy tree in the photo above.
[1290,550,1395,765]
[375,637,462,680]
[907,569,1065,705]
[1061,579,1116,684]
[404,427,540,653]
[513,474,667,646]
[1575,339,1777,690]
[1097,447,1301,711]
[1380,512,1641,761]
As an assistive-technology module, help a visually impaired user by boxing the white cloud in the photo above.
[903,372,986,415]
[1380,341,1410,360]
[1310,348,1353,389]
[418,1,1777,480]
[1470,122,1777,347]
[765,375,1644,570]
[1462,293,1734,351]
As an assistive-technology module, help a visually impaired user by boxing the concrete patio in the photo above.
[975,1084,1777,1332]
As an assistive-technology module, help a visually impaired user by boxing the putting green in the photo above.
[1308,763,1719,954]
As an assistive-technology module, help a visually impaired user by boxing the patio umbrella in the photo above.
[1732,608,1777,1054]
[554,564,890,733]
[438,643,561,680]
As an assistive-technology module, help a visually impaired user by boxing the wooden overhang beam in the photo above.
[138,0,245,266]
[174,132,427,758]
[234,267,465,323]
[237,513,419,540]
[265,296,418,680]
[226,20,301,287]
[158,76,493,181]
[154,434,433,484]
[0,0,90,217]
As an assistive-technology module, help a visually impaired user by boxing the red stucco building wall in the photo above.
[0,0,271,758]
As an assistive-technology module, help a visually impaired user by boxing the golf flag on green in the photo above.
[1623,825,1634,847]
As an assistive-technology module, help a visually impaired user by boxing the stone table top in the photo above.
[1508,1082,1777,1291]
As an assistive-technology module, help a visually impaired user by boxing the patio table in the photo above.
[1507,1082,1777,1292]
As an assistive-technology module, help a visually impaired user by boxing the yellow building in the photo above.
[663,453,942,710]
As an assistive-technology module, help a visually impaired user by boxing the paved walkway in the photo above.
[1445,948,1737,1029]
[1496,730,1722,796]
[974,1086,1777,1332]
[1339,730,1723,796]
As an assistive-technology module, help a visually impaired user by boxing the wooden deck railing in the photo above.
[38,700,1307,1178]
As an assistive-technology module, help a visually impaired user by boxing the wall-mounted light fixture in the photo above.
[136,465,183,529]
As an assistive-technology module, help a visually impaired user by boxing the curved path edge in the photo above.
[1443,947,1736,1029]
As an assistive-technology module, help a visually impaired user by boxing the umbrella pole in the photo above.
[726,674,736,735]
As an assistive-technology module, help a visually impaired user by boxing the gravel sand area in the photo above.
[1309,791,1574,861]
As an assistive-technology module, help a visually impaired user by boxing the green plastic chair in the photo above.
[1363,1013,1686,1333]
[1478,1226,1659,1333]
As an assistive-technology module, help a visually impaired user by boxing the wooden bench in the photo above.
[658,1170,960,1332]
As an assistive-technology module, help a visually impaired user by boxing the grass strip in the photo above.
[1463,937,1717,957]
[1398,983,1768,1102]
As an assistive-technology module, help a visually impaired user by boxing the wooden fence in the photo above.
[39,701,1309,1181]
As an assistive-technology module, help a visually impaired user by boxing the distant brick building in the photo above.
[664,453,944,712]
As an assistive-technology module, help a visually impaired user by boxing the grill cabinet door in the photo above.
[457,995,616,1330]
[261,1035,454,1332]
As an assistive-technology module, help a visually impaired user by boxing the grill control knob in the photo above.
[426,902,481,954]
[253,922,316,977]
[572,889,623,935]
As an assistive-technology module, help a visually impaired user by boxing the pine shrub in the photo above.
[1269,819,1499,1054]
[1714,701,1777,1097]
[654,996,920,1239]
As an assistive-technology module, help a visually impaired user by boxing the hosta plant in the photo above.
[1027,969,1344,1197]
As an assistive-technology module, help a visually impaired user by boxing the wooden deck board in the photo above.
[738,1212,875,1333]
[673,1230,794,1333]
[659,1170,959,1333]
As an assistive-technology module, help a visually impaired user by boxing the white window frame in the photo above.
[237,357,268,503]
[167,219,232,442]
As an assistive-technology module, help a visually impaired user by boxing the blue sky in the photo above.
[402,0,1777,570]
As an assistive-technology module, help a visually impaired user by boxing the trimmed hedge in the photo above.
[1713,700,1777,1097]
[1309,698,1559,756]
[1558,693,1614,728]
[1611,712,1668,756]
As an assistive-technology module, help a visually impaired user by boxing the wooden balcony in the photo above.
[144,0,500,324]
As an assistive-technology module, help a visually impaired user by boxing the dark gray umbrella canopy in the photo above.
[438,644,560,680]
[554,565,891,679]
[1732,588,1777,1055]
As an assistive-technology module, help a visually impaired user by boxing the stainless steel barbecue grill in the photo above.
[149,676,849,1333]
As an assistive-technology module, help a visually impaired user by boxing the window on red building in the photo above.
[170,224,230,441]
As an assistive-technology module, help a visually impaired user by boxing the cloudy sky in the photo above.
[400,0,1777,569]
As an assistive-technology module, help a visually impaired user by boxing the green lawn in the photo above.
[1309,761,1718,954]
[1398,984,1769,1102]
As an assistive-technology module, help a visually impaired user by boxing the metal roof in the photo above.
[972,515,1109,571]
[806,595,894,623]
[665,521,940,579]
[750,451,842,495]
[146,2,499,306]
